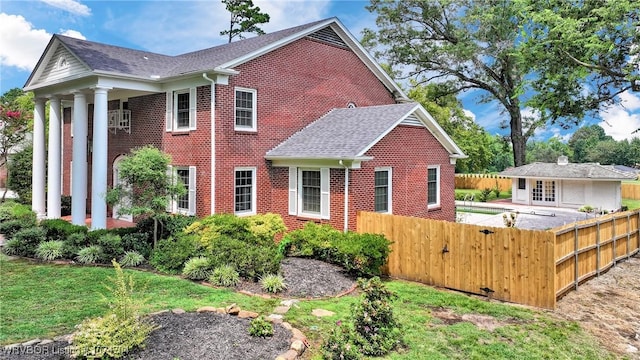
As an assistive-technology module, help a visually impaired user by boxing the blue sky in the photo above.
[1,0,638,142]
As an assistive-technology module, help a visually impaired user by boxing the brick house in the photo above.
[24,17,465,231]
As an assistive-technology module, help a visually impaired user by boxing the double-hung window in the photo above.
[427,165,440,208]
[234,87,257,131]
[167,165,196,215]
[288,167,330,219]
[234,167,256,215]
[166,88,196,131]
[374,167,392,213]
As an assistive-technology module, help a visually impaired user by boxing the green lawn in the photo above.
[455,188,512,202]
[623,198,640,210]
[0,258,615,359]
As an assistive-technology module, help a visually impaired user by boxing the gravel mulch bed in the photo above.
[236,257,357,298]
[1,312,291,360]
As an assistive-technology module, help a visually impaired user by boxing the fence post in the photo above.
[574,224,579,291]
[627,213,631,260]
[612,217,617,266]
[596,220,601,277]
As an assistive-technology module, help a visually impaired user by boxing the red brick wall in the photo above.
[214,37,396,225]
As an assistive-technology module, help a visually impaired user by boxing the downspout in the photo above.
[339,160,349,233]
[203,73,216,214]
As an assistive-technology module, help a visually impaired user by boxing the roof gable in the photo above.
[25,37,92,89]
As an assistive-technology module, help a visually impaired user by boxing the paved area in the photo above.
[456,200,600,231]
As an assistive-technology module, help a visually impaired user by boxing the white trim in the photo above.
[234,87,257,132]
[374,167,392,214]
[427,165,441,209]
[188,165,197,215]
[295,167,330,220]
[288,167,298,215]
[234,167,257,216]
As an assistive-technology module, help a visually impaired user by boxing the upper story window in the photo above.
[166,88,196,132]
[235,87,257,131]
[427,165,440,208]
[374,167,392,213]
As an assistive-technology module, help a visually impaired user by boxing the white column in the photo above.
[91,87,110,229]
[32,98,46,218]
[46,96,61,219]
[71,92,88,225]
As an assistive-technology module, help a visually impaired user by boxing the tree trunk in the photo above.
[508,105,527,167]
[153,217,158,249]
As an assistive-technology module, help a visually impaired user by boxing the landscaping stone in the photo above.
[311,308,335,317]
[261,294,272,299]
[273,305,290,314]
[196,306,217,313]
[22,339,41,346]
[216,307,227,314]
[238,310,259,319]
[281,322,293,330]
[276,349,298,360]
[627,344,638,353]
[226,303,240,315]
[290,328,306,341]
[290,339,306,355]
[171,308,186,314]
[53,334,72,343]
[39,339,53,345]
[268,314,284,323]
[280,299,299,307]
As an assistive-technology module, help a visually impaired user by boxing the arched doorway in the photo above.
[112,155,133,222]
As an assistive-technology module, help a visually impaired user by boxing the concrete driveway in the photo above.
[456,200,600,231]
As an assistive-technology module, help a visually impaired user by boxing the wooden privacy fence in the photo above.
[622,183,640,200]
[455,174,511,192]
[357,210,640,309]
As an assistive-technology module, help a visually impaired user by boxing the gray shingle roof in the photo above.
[500,162,637,180]
[265,103,419,159]
[55,19,330,79]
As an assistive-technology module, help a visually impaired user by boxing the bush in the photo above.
[121,232,152,259]
[278,222,341,259]
[321,325,362,360]
[77,245,104,264]
[135,213,197,242]
[7,146,33,204]
[62,232,89,259]
[185,214,254,250]
[259,273,287,294]
[35,240,65,261]
[0,219,35,239]
[2,238,21,256]
[182,256,212,280]
[248,316,273,338]
[149,234,201,274]
[209,264,240,287]
[207,235,282,281]
[40,219,87,242]
[246,213,287,244]
[10,226,46,257]
[86,229,110,245]
[579,205,595,213]
[477,188,493,202]
[72,260,156,359]
[119,251,145,267]
[0,201,36,223]
[98,233,124,262]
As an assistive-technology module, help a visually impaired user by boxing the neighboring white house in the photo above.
[500,156,636,212]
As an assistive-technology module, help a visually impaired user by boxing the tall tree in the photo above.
[365,0,536,167]
[407,83,492,173]
[567,124,610,163]
[520,0,640,123]
[220,0,270,43]
[526,137,572,164]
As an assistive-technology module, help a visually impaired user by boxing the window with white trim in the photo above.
[167,165,196,215]
[427,166,440,208]
[374,167,392,213]
[234,167,256,215]
[166,88,196,131]
[288,167,330,219]
[234,87,257,131]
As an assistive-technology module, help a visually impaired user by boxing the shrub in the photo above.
[86,229,111,245]
[259,273,287,294]
[10,226,46,257]
[333,233,392,277]
[121,232,152,259]
[35,240,65,261]
[185,214,254,250]
[62,232,89,259]
[0,219,34,239]
[579,205,595,213]
[98,233,124,262]
[246,213,287,244]
[72,260,156,359]
[0,201,36,223]
[135,213,197,242]
[76,245,104,264]
[321,324,362,360]
[182,256,212,280]
[278,222,341,259]
[492,186,501,198]
[40,219,87,242]
[477,188,493,202]
[248,316,273,338]
[209,264,240,287]
[207,236,282,281]
[149,234,200,274]
[7,146,33,204]
[119,251,145,267]
[2,239,21,256]
[351,277,402,356]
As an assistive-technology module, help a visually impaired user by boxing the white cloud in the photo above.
[40,0,91,16]
[598,91,640,141]
[462,109,476,122]
[59,29,86,40]
[0,13,50,71]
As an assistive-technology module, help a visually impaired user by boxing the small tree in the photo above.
[7,146,33,204]
[106,146,185,247]
[220,0,270,43]
[0,104,30,202]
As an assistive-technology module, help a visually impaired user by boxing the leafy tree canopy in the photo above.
[220,0,270,43]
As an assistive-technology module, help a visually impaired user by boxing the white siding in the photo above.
[35,44,90,86]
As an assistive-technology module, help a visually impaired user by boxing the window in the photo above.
[166,88,196,131]
[374,168,392,213]
[235,87,257,131]
[427,166,440,208]
[288,167,330,219]
[518,178,526,190]
[167,166,196,215]
[235,167,256,215]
